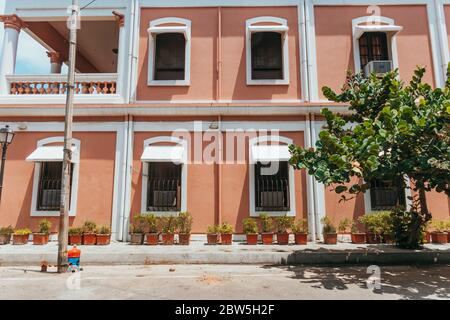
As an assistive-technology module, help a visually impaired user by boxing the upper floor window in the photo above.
[359,32,388,69]
[369,178,406,211]
[255,161,290,212]
[246,17,289,85]
[147,17,191,86]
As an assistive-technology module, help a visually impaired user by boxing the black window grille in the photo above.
[154,33,186,80]
[359,32,389,68]
[37,162,73,211]
[370,178,406,211]
[147,162,182,211]
[251,32,283,80]
[255,161,290,211]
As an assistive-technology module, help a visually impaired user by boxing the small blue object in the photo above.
[67,257,80,272]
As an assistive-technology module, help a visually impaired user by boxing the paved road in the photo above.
[0,264,448,300]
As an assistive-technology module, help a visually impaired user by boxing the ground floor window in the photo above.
[255,161,290,212]
[37,162,73,211]
[370,178,406,211]
[146,162,182,212]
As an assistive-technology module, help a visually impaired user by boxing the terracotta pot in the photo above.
[162,233,175,245]
[12,234,29,245]
[432,232,448,244]
[383,234,395,244]
[207,233,219,245]
[366,232,382,244]
[130,233,144,245]
[0,234,11,245]
[246,234,258,245]
[96,234,111,245]
[277,233,289,245]
[294,233,307,245]
[146,233,159,245]
[32,233,49,245]
[68,234,82,245]
[351,233,366,244]
[178,233,190,245]
[447,232,450,243]
[261,233,273,245]
[324,233,337,245]
[83,233,97,245]
[221,233,232,245]
[423,231,431,243]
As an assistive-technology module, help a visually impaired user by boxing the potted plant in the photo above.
[275,215,293,245]
[338,217,351,242]
[350,221,366,244]
[321,216,337,244]
[359,213,383,244]
[130,214,146,245]
[206,225,220,245]
[379,212,395,244]
[0,226,14,245]
[12,228,31,245]
[160,215,177,245]
[259,213,274,245]
[33,219,51,245]
[68,227,82,245]
[96,225,111,245]
[431,220,448,244]
[292,219,308,245]
[82,220,97,245]
[242,218,258,245]
[220,222,233,245]
[145,213,159,245]
[177,212,193,245]
[446,221,450,243]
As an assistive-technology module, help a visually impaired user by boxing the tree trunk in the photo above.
[406,188,431,249]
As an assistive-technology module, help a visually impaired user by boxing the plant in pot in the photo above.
[337,218,351,242]
[68,227,83,245]
[359,214,383,244]
[423,220,432,244]
[160,215,177,245]
[446,221,450,243]
[33,219,51,245]
[275,215,293,245]
[82,220,97,245]
[12,228,31,245]
[177,211,193,245]
[431,220,448,244]
[96,225,111,245]
[350,221,366,244]
[379,211,395,244]
[220,222,233,245]
[242,218,258,245]
[206,225,220,245]
[259,213,274,245]
[145,213,159,245]
[321,216,337,245]
[0,225,14,245]
[129,214,146,245]
[292,219,308,245]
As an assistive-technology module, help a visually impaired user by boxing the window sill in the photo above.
[30,210,76,217]
[148,80,190,87]
[246,79,289,86]
[250,211,295,217]
[142,211,181,217]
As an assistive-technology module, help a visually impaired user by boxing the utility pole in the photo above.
[57,0,79,273]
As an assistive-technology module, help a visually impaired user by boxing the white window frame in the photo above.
[246,16,290,86]
[352,15,403,73]
[364,176,412,214]
[249,135,296,217]
[141,136,188,216]
[29,137,80,217]
[147,17,191,86]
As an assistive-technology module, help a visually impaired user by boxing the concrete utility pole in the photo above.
[57,0,79,273]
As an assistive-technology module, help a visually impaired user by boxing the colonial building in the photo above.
[0,0,448,241]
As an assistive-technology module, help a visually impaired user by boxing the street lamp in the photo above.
[0,125,15,203]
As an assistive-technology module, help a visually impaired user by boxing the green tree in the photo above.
[289,66,450,249]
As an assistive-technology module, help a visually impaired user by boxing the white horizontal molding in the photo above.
[312,0,430,5]
[247,25,289,33]
[139,0,303,7]
[0,94,125,105]
[6,73,118,83]
[0,122,125,132]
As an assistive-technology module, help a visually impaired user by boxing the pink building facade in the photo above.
[0,0,448,241]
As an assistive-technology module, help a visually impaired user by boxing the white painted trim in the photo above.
[139,0,303,7]
[30,137,80,217]
[305,0,319,101]
[427,0,447,87]
[312,120,326,239]
[245,16,290,85]
[298,2,310,101]
[435,0,450,83]
[140,136,188,214]
[248,135,296,217]
[147,17,191,86]
[363,176,411,214]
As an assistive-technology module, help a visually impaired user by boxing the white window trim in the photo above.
[147,17,191,86]
[140,136,188,216]
[249,135,296,217]
[30,137,80,217]
[352,16,403,73]
[363,176,412,214]
[246,16,290,86]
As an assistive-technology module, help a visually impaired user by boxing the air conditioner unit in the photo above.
[364,60,393,77]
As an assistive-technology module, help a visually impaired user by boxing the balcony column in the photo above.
[47,51,63,74]
[0,15,26,94]
[113,10,125,97]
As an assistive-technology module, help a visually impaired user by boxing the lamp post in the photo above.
[0,125,15,204]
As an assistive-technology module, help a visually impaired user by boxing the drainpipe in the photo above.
[119,114,133,241]
[310,113,323,240]
[127,0,138,103]
[217,7,222,102]
[298,1,309,102]
[434,0,449,85]
[217,115,222,225]
[305,113,316,241]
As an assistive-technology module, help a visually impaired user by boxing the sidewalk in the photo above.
[0,240,449,266]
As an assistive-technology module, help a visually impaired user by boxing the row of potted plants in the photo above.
[68,221,111,245]
[0,219,52,245]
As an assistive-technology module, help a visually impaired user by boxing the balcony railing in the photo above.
[5,73,118,95]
